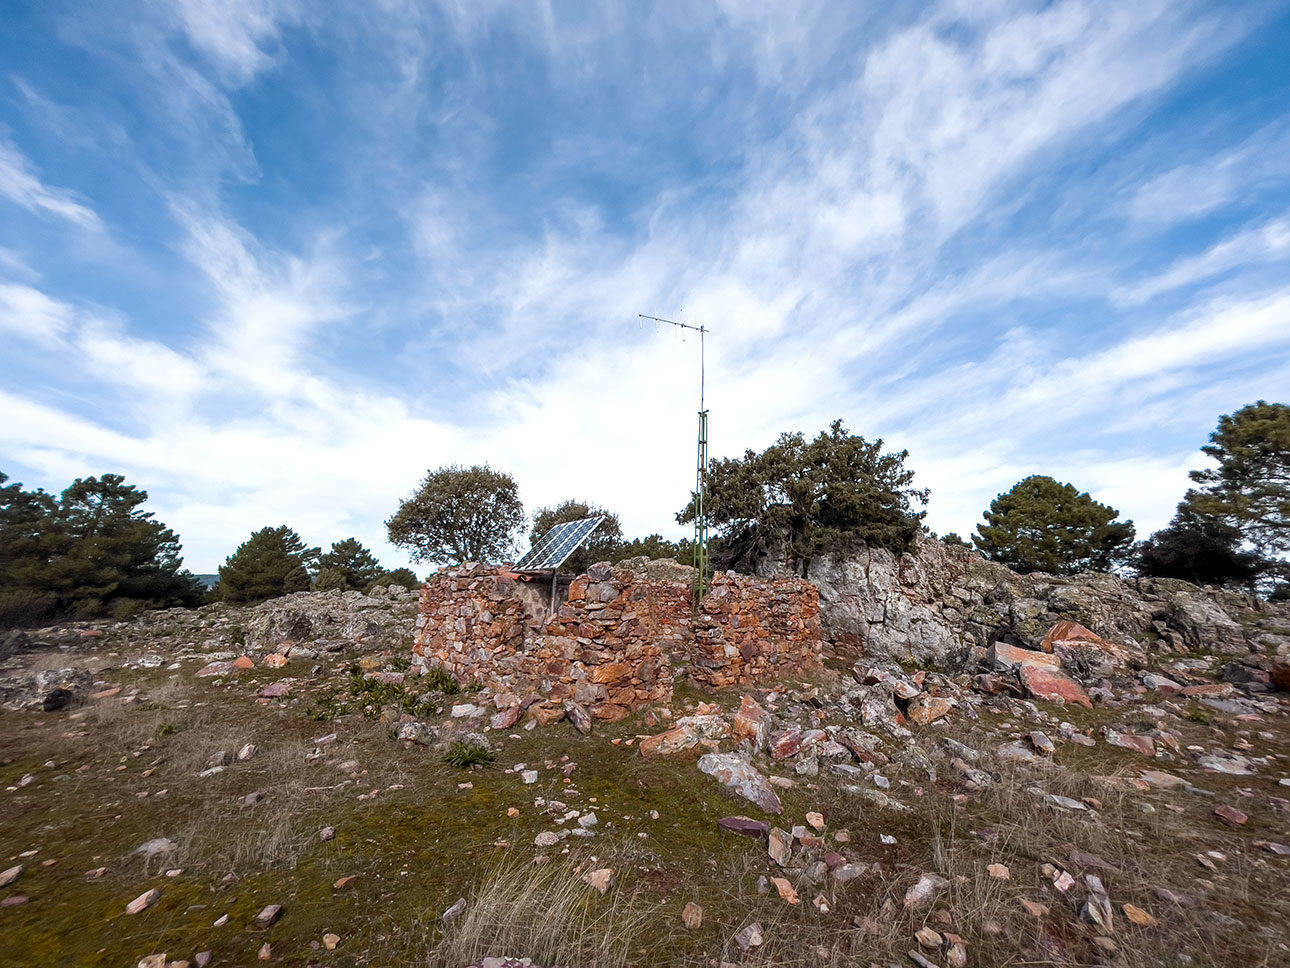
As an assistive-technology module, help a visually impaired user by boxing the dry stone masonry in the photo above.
[412,560,823,719]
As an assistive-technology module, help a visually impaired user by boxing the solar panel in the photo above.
[513,516,605,572]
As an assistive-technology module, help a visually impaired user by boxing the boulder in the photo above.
[0,668,93,711]
[1019,665,1092,708]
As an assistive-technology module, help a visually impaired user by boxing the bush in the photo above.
[313,567,350,592]
[443,739,494,768]
[111,598,148,621]
[0,589,56,629]
[422,666,461,695]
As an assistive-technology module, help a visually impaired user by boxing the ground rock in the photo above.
[697,753,783,814]
[0,668,94,710]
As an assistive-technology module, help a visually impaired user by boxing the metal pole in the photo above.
[637,313,710,606]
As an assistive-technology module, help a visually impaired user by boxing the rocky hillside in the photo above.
[757,535,1290,668]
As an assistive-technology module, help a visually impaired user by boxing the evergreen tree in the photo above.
[679,419,928,572]
[214,526,320,604]
[939,532,971,549]
[528,500,623,574]
[612,533,694,563]
[1,471,203,625]
[386,464,525,564]
[972,475,1134,575]
[1135,503,1262,586]
[1184,400,1290,571]
[316,537,383,590]
[366,567,420,591]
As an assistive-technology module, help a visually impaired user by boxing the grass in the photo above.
[443,738,494,768]
[2,642,1289,967]
[428,858,657,968]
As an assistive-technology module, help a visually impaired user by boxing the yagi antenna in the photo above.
[639,313,710,601]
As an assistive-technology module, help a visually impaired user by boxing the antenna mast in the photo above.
[639,313,710,601]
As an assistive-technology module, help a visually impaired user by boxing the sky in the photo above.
[2,1,1289,576]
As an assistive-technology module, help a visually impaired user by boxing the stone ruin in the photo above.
[411,558,822,722]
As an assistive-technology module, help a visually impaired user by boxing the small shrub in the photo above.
[1186,704,1215,723]
[0,589,56,629]
[112,598,148,621]
[443,739,494,768]
[423,666,460,695]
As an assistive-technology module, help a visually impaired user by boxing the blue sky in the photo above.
[2,1,1289,574]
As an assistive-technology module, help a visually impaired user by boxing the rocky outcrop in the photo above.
[758,536,1290,666]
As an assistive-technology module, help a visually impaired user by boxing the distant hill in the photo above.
[194,575,219,591]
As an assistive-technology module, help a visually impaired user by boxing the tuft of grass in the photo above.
[443,739,494,768]
[427,859,653,968]
[422,665,460,695]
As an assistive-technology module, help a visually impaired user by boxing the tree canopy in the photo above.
[1,471,204,626]
[1183,400,1289,578]
[316,537,383,591]
[386,464,525,565]
[1135,504,1262,586]
[528,499,623,574]
[678,419,928,572]
[213,526,320,604]
[613,533,694,564]
[972,475,1135,575]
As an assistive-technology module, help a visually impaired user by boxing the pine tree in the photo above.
[973,475,1134,575]
[214,526,320,604]
[316,538,383,590]
[1184,401,1290,569]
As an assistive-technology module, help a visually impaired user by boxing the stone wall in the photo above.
[412,561,823,718]
[687,573,822,689]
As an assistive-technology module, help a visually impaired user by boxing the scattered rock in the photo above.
[718,816,770,840]
[903,873,948,909]
[769,876,799,904]
[443,897,467,921]
[323,933,340,950]
[697,753,783,814]
[256,904,283,927]
[126,888,161,914]
[1214,805,1248,826]
[732,695,772,749]
[1123,903,1158,926]
[682,902,703,929]
[0,865,21,887]
[639,726,698,758]
[733,921,764,950]
[768,827,792,866]
[583,868,614,893]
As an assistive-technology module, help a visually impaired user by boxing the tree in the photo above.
[316,538,383,591]
[678,419,929,573]
[366,567,420,591]
[386,464,525,565]
[939,532,971,549]
[1135,504,1262,586]
[1,471,204,625]
[213,526,320,604]
[1184,400,1289,569]
[528,500,623,574]
[972,475,1134,575]
[613,533,694,563]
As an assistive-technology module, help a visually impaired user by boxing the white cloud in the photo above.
[166,0,301,83]
[1116,212,1290,304]
[1127,120,1290,224]
[0,282,74,346]
[0,138,101,229]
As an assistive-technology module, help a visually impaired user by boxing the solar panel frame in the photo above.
[513,516,605,572]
